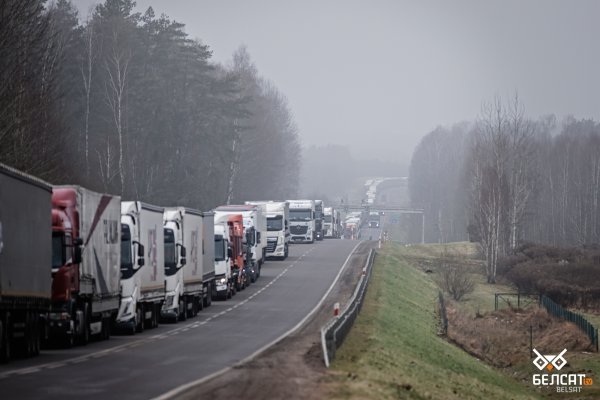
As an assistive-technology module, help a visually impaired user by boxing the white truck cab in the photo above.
[287,199,316,243]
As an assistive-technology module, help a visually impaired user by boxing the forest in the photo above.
[0,0,301,209]
[410,95,600,283]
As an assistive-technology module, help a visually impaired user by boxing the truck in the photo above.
[215,213,248,291]
[246,201,290,260]
[0,163,52,360]
[314,200,324,241]
[214,205,266,282]
[213,220,233,300]
[49,185,121,346]
[323,206,341,239]
[162,207,212,322]
[368,211,381,228]
[287,199,316,243]
[117,202,165,334]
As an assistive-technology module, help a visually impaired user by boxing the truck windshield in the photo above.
[267,216,283,231]
[164,228,177,276]
[290,210,311,221]
[214,236,226,261]
[52,232,64,269]
[121,224,134,279]
[324,215,332,223]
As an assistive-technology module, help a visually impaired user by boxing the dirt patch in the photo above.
[447,304,595,369]
[176,241,375,400]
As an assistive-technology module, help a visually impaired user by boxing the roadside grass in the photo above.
[322,243,541,400]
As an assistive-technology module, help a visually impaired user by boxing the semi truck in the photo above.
[287,199,316,243]
[162,207,211,322]
[323,207,341,239]
[214,205,266,282]
[314,200,324,241]
[218,213,248,291]
[117,202,165,334]
[246,201,290,260]
[213,220,233,300]
[49,186,121,346]
[0,164,52,360]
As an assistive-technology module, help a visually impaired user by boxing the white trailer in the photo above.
[162,207,205,322]
[201,211,215,307]
[287,199,316,243]
[117,202,165,333]
[49,186,121,343]
[246,201,290,259]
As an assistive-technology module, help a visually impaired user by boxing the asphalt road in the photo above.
[0,238,360,400]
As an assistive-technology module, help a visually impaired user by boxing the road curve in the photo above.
[0,239,360,400]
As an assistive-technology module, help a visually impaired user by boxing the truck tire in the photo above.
[179,299,187,321]
[206,289,212,307]
[0,313,10,362]
[136,305,145,333]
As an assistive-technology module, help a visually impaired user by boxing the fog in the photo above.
[76,0,600,164]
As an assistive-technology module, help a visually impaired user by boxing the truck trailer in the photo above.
[117,201,165,334]
[0,163,52,360]
[162,207,210,321]
[49,186,121,346]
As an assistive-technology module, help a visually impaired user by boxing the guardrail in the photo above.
[320,248,376,367]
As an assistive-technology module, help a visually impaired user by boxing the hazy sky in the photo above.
[75,0,600,163]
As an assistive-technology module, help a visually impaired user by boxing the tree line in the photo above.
[0,0,301,209]
[409,94,600,283]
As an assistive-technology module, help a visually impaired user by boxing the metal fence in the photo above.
[540,294,599,352]
[438,291,448,336]
[320,249,376,367]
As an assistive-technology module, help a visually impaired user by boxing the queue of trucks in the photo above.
[0,163,344,362]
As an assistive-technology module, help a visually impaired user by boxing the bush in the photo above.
[500,243,600,310]
[436,265,475,301]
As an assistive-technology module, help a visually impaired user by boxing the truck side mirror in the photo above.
[256,232,261,244]
[179,245,186,266]
[73,245,82,264]
[227,247,233,258]
[134,242,145,268]
[73,237,83,264]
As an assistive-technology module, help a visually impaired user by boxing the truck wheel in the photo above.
[206,289,212,307]
[78,305,90,345]
[1,314,11,362]
[151,304,159,328]
[179,299,187,321]
[136,305,145,333]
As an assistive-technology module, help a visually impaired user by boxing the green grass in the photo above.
[324,243,541,400]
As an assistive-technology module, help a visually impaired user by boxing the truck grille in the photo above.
[290,225,308,235]
[266,239,277,252]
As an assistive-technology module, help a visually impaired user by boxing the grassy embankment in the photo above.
[321,242,541,400]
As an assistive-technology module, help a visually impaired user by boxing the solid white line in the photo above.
[150,242,362,400]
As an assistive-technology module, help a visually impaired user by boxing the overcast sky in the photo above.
[75,0,600,163]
